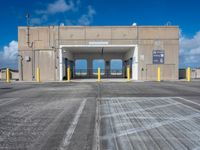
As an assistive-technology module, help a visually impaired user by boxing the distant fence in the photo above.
[0,68,19,81]
[179,68,200,79]
[72,69,126,79]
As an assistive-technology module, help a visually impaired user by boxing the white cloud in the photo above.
[2,41,18,60]
[180,31,200,67]
[32,0,75,25]
[30,0,96,26]
[32,0,82,25]
[0,41,18,69]
[78,5,96,25]
[31,15,48,25]
[36,0,77,15]
[30,18,42,25]
[47,0,74,14]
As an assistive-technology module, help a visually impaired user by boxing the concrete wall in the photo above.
[18,26,57,81]
[138,27,179,80]
[18,26,179,81]
[58,26,138,45]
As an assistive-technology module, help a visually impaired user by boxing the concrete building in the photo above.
[179,68,200,79]
[191,68,200,79]
[0,68,19,81]
[18,25,179,81]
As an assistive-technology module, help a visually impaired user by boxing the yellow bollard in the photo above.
[98,67,101,82]
[36,67,40,82]
[157,66,161,82]
[67,66,71,81]
[127,66,130,81]
[6,68,10,83]
[187,67,191,82]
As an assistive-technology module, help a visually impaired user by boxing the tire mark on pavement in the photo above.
[100,97,200,150]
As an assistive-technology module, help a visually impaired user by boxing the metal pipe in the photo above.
[18,54,23,81]
[26,13,33,48]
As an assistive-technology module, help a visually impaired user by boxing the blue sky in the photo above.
[0,0,200,69]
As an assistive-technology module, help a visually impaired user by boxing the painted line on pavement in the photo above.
[59,99,87,150]
[176,97,200,107]
[0,98,19,106]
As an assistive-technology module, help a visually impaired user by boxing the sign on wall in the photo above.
[88,41,109,45]
[153,50,165,64]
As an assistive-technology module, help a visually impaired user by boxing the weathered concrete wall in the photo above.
[18,26,179,81]
[138,27,179,80]
[18,26,57,81]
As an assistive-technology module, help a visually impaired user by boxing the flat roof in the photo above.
[18,25,179,29]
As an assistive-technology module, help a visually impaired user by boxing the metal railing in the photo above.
[72,69,127,79]
[179,68,200,80]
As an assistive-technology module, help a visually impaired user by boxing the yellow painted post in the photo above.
[157,66,161,82]
[98,67,101,82]
[67,66,70,81]
[6,68,10,83]
[127,66,130,81]
[187,67,191,82]
[36,67,40,82]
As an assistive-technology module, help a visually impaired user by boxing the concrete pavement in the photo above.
[0,81,200,150]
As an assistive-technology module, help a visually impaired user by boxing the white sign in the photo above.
[88,41,109,45]
[140,55,144,61]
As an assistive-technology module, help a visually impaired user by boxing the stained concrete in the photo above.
[99,97,200,150]
[0,81,200,150]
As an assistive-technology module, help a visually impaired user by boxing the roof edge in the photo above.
[18,25,179,29]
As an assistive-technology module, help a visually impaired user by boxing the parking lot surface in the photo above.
[0,81,200,150]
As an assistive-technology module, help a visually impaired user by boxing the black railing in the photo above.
[72,68,129,79]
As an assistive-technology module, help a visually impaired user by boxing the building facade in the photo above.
[18,25,179,81]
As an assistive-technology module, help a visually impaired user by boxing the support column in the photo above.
[129,58,132,77]
[87,58,93,77]
[105,60,110,77]
[71,60,75,78]
[123,60,127,77]
[59,47,63,81]
[132,46,139,80]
